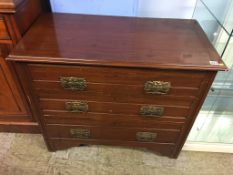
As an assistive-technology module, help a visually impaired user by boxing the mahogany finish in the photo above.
[0,0,44,133]
[0,0,24,13]
[29,64,208,87]
[43,111,185,128]
[40,99,191,118]
[0,17,10,39]
[8,13,227,158]
[0,49,26,115]
[46,124,181,143]
[10,13,226,71]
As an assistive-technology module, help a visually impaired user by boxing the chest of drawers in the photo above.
[8,13,227,158]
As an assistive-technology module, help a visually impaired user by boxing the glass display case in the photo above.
[188,0,233,144]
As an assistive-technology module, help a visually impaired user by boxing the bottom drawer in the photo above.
[49,138,176,157]
[46,124,180,143]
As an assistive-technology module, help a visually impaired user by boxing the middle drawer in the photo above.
[40,98,191,118]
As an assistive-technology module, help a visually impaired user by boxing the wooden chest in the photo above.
[8,13,227,158]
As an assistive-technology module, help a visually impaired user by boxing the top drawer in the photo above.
[29,64,208,89]
[0,16,10,40]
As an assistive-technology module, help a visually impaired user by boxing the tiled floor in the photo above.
[0,133,233,175]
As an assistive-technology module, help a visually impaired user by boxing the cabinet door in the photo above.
[0,57,27,116]
[0,64,19,113]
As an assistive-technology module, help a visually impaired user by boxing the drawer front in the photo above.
[30,64,203,107]
[0,17,10,40]
[40,99,191,118]
[46,124,180,144]
[38,92,195,107]
[50,138,175,156]
[33,81,201,99]
[43,111,185,129]
[29,64,207,88]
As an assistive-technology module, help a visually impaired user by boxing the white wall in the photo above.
[50,0,138,17]
[137,0,197,18]
[50,0,197,19]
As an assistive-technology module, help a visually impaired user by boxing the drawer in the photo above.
[39,95,195,108]
[33,80,201,98]
[46,124,180,144]
[49,138,176,156]
[0,17,10,40]
[43,111,185,129]
[29,64,207,88]
[40,99,192,117]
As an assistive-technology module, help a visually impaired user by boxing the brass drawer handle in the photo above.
[60,77,87,91]
[144,81,171,94]
[140,105,164,117]
[136,132,157,142]
[65,101,88,112]
[70,128,90,139]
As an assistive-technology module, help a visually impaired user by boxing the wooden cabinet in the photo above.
[0,59,19,114]
[0,16,10,40]
[0,52,26,115]
[0,0,43,133]
[8,13,227,157]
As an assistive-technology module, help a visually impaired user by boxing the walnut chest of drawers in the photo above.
[7,13,227,158]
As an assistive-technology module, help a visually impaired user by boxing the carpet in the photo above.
[0,133,232,175]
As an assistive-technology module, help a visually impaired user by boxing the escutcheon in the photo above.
[65,101,88,112]
[144,81,171,94]
[140,105,164,117]
[60,77,87,90]
[136,132,157,142]
[70,128,90,139]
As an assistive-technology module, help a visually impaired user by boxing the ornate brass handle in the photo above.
[70,128,90,139]
[60,77,87,91]
[65,101,88,112]
[140,105,164,117]
[136,132,157,142]
[144,81,171,94]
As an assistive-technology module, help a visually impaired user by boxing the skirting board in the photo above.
[183,142,233,153]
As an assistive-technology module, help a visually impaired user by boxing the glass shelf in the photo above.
[201,0,233,35]
[188,0,233,144]
[193,0,232,55]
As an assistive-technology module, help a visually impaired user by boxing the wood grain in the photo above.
[40,98,191,117]
[43,111,185,128]
[46,124,181,143]
[29,64,208,88]
[0,0,43,133]
[8,13,227,71]
[0,17,10,40]
[0,64,20,113]
[8,13,226,158]
[33,80,201,98]
[0,0,24,13]
[14,0,42,35]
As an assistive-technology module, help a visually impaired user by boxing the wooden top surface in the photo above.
[8,13,227,71]
[0,0,24,12]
